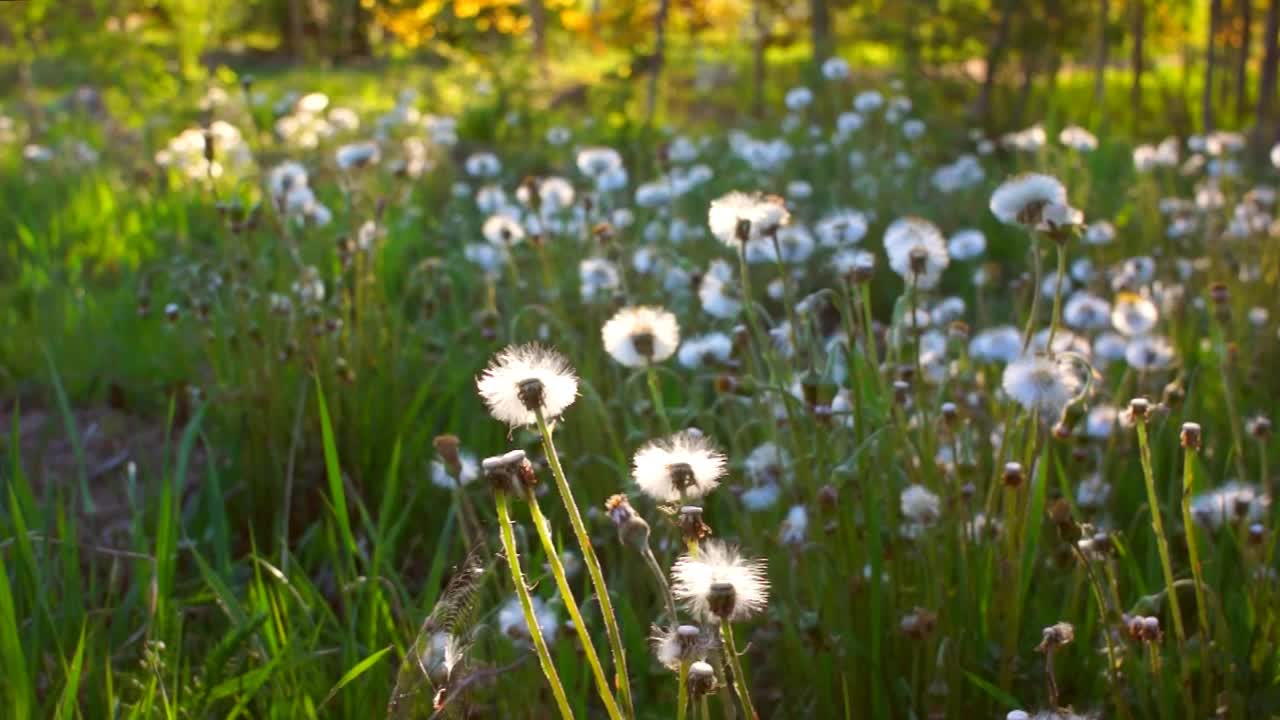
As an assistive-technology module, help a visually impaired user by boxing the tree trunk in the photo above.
[976,0,1015,126]
[1131,0,1145,116]
[1204,0,1223,131]
[1259,0,1280,141]
[528,0,549,80]
[1014,51,1039,127]
[810,0,832,66]
[286,0,305,59]
[646,0,671,122]
[1093,0,1110,114]
[752,0,767,118]
[1236,0,1254,122]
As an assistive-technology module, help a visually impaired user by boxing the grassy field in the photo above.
[2,54,1279,719]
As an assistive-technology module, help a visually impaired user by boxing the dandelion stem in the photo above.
[1180,445,1211,646]
[1045,243,1067,353]
[524,490,625,720]
[719,619,757,720]
[493,491,575,720]
[646,364,673,434]
[535,409,635,719]
[1135,420,1187,651]
[677,660,690,720]
[640,544,679,625]
[1020,235,1042,353]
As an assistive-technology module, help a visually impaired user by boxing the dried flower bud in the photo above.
[1037,621,1075,652]
[678,505,712,544]
[605,494,651,549]
[1128,397,1150,422]
[1247,416,1272,440]
[687,661,717,696]
[1003,462,1025,488]
[433,435,462,474]
[483,449,533,496]
[1180,422,1202,450]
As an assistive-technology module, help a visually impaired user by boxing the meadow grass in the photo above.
[1,61,1279,720]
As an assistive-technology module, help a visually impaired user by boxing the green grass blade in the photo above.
[315,378,357,574]
[319,645,393,710]
[54,623,88,720]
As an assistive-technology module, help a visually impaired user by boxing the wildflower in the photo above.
[604,494,652,549]
[267,161,309,202]
[1125,335,1176,371]
[969,326,1023,364]
[947,229,986,261]
[779,504,809,546]
[431,451,479,489]
[1191,482,1272,530]
[632,431,726,503]
[698,260,743,319]
[883,217,949,289]
[482,214,526,246]
[784,86,814,111]
[476,344,579,427]
[601,306,680,367]
[1063,292,1112,330]
[464,151,501,178]
[1084,220,1116,245]
[573,146,621,178]
[671,541,770,622]
[708,191,790,246]
[745,224,815,264]
[1110,292,1159,336]
[678,332,733,369]
[579,258,621,302]
[1002,354,1084,421]
[740,483,781,511]
[989,173,1067,227]
[815,209,869,246]
[854,90,884,113]
[498,594,559,645]
[1076,473,1112,510]
[335,141,380,170]
[652,625,713,672]
[822,57,850,80]
[900,484,941,532]
[1059,125,1098,152]
[1084,406,1117,440]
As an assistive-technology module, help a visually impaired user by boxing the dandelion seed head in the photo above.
[632,431,726,503]
[671,541,770,622]
[989,173,1068,227]
[476,344,579,427]
[601,305,680,367]
[708,191,790,246]
[1001,354,1083,420]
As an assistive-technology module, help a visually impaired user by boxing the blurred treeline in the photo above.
[0,0,1276,137]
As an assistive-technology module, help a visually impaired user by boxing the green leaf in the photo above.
[963,670,1021,709]
[315,378,357,573]
[319,645,393,710]
[54,623,88,720]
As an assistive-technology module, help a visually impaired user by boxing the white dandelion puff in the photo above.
[601,306,680,368]
[671,541,770,623]
[632,431,727,503]
[989,173,1068,227]
[476,344,579,427]
[1002,354,1084,420]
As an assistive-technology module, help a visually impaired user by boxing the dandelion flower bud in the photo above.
[482,449,534,496]
[652,624,711,670]
[678,505,712,544]
[1247,416,1273,440]
[1180,422,1202,450]
[687,661,717,696]
[1127,397,1150,422]
[604,494,651,549]
[433,435,463,475]
[1037,621,1075,652]
[1003,462,1025,488]
[1249,523,1266,545]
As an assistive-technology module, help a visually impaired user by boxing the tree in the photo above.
[1205,0,1223,131]
[1131,0,1145,116]
[975,0,1016,127]
[810,0,832,65]
[1093,0,1110,119]
[1235,0,1254,122]
[1258,0,1280,140]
